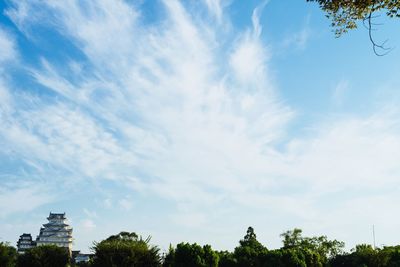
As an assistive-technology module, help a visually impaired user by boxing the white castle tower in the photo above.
[16,233,35,253]
[36,212,73,253]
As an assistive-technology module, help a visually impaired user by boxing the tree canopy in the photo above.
[163,242,219,267]
[0,242,17,267]
[16,245,70,267]
[308,0,400,35]
[308,0,400,55]
[233,227,268,267]
[4,227,400,266]
[91,231,161,267]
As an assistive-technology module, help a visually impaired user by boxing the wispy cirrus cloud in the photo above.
[0,27,17,63]
[2,0,292,203]
[281,15,311,51]
[204,0,224,23]
[331,79,350,106]
[0,183,54,218]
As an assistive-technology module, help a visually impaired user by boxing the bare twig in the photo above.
[367,8,392,56]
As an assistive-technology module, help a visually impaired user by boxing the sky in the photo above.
[1,0,400,254]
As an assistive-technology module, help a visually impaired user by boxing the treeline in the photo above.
[1,227,400,267]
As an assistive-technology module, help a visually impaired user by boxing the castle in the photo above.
[17,212,73,254]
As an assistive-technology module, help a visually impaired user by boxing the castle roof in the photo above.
[19,233,32,238]
[43,222,71,227]
[47,212,66,219]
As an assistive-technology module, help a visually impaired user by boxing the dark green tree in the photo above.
[380,245,400,266]
[329,244,380,267]
[74,261,92,267]
[280,248,307,267]
[302,235,344,260]
[203,245,219,267]
[263,249,285,267]
[280,229,303,249]
[162,244,176,267]
[163,242,219,267]
[280,228,344,266]
[105,231,139,242]
[91,231,161,267]
[217,251,236,267]
[352,244,380,266]
[233,227,268,267]
[16,245,70,267]
[0,242,17,267]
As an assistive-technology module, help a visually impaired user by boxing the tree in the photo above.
[163,242,219,267]
[233,227,268,267]
[307,0,400,55]
[203,245,219,267]
[329,244,380,267]
[162,244,176,267]
[16,245,70,267]
[74,261,92,267]
[238,227,266,253]
[0,242,17,267]
[91,231,161,267]
[104,231,139,242]
[217,251,236,267]
[379,245,400,266]
[352,244,379,266]
[280,248,307,267]
[280,228,344,266]
[280,228,303,249]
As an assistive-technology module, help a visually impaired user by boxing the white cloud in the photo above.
[283,27,310,50]
[229,2,270,86]
[0,79,12,114]
[81,219,96,230]
[204,0,223,22]
[103,198,112,209]
[281,15,311,51]
[0,184,54,218]
[0,102,135,180]
[229,34,269,85]
[332,79,350,106]
[3,0,292,202]
[251,0,269,38]
[287,111,400,192]
[172,211,207,228]
[0,27,17,63]
[118,197,133,211]
[83,208,97,218]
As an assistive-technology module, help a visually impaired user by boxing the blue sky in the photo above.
[1,0,400,253]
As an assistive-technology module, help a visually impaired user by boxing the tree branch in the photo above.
[367,4,393,56]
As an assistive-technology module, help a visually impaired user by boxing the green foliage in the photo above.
[281,228,303,249]
[91,231,161,267]
[280,228,344,266]
[380,245,400,266]
[16,245,70,267]
[162,244,176,267]
[217,251,236,267]
[10,227,400,266]
[280,248,307,267]
[0,242,17,267]
[233,227,268,267]
[163,242,219,267]
[74,261,92,267]
[328,244,400,267]
[307,0,400,36]
[105,231,139,242]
